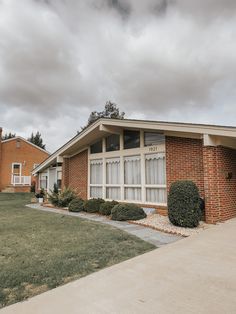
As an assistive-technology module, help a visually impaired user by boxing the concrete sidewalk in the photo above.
[2,219,236,314]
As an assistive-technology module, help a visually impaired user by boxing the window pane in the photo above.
[144,132,165,146]
[106,158,120,184]
[124,130,140,149]
[90,187,103,198]
[124,156,141,184]
[145,153,166,185]
[106,187,121,200]
[106,134,120,152]
[90,140,103,154]
[146,188,166,203]
[90,160,103,184]
[124,187,141,201]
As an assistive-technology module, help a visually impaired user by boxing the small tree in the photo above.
[82,101,125,130]
[2,132,16,140]
[28,132,46,150]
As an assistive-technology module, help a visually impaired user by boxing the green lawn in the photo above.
[0,193,154,308]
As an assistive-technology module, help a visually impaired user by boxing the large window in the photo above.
[124,130,140,149]
[90,159,103,198]
[106,134,120,152]
[89,130,166,204]
[90,140,103,154]
[124,156,141,201]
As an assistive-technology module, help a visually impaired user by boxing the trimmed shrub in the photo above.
[111,203,147,221]
[68,198,84,212]
[168,181,201,228]
[48,187,77,208]
[99,200,119,216]
[84,198,105,213]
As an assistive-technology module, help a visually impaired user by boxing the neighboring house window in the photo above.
[144,132,165,146]
[90,140,103,154]
[106,134,120,152]
[106,158,120,199]
[124,156,141,201]
[124,130,140,149]
[16,140,21,148]
[90,159,103,198]
[11,163,21,184]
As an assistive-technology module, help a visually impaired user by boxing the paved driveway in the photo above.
[1,218,236,314]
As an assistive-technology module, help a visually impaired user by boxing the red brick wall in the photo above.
[62,150,88,200]
[166,136,205,197]
[203,146,236,223]
[0,138,49,191]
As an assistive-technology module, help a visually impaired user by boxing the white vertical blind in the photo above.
[90,159,103,184]
[124,187,141,201]
[146,188,166,203]
[145,153,166,185]
[90,187,103,198]
[124,156,141,184]
[106,187,121,200]
[106,158,120,184]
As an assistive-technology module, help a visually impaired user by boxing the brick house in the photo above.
[0,128,49,192]
[32,118,236,224]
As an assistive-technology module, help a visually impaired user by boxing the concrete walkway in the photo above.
[2,218,236,314]
[26,204,182,247]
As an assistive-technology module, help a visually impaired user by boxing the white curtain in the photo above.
[146,188,166,203]
[106,158,120,184]
[145,153,166,185]
[125,187,141,201]
[106,187,121,200]
[90,159,103,184]
[124,156,141,184]
[90,187,103,198]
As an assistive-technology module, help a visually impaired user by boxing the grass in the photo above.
[0,193,155,308]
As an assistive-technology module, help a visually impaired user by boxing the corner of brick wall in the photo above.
[62,150,88,200]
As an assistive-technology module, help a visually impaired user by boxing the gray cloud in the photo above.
[0,0,236,151]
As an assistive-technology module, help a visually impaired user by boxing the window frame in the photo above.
[88,130,167,205]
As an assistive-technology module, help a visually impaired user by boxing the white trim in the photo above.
[2,136,50,154]
[32,118,236,175]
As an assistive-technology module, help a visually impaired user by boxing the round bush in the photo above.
[168,181,201,228]
[111,203,147,221]
[99,201,119,216]
[68,198,84,212]
[84,198,105,213]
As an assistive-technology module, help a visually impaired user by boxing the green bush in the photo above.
[48,187,77,208]
[168,181,201,228]
[68,198,84,212]
[99,200,119,216]
[111,203,147,221]
[84,198,105,213]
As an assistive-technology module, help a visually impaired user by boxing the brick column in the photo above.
[203,146,236,224]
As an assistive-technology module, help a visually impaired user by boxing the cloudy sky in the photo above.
[0,0,236,152]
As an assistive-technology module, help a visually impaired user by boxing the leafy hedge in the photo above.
[168,181,201,228]
[84,198,105,213]
[99,200,119,216]
[111,203,147,221]
[68,198,84,212]
[48,187,77,208]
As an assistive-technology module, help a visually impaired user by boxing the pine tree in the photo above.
[2,132,16,140]
[28,132,46,150]
[83,101,125,130]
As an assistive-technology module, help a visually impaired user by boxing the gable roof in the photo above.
[32,118,236,175]
[2,136,50,155]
